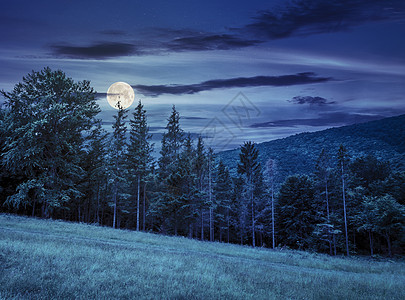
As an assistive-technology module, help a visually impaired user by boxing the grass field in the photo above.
[1,214,404,299]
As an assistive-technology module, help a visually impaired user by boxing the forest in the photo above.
[1,68,404,257]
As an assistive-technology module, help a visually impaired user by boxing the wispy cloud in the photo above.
[49,31,261,59]
[50,42,139,59]
[47,1,405,60]
[133,72,333,97]
[166,34,261,51]
[288,96,336,106]
[241,0,405,39]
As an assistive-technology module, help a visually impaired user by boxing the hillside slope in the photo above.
[1,214,405,299]
[218,114,405,181]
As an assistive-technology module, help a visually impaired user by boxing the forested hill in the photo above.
[217,114,405,181]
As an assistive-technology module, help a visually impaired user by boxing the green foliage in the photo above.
[127,100,154,178]
[109,104,129,228]
[218,114,405,182]
[127,100,154,230]
[153,105,187,234]
[237,141,260,178]
[1,68,404,258]
[277,175,321,249]
[350,155,391,190]
[375,171,405,205]
[79,120,109,223]
[238,141,262,246]
[0,67,99,215]
[214,160,233,242]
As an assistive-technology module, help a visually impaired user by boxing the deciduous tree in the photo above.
[1,67,99,217]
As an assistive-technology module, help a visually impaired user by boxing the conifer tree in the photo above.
[277,175,320,249]
[232,175,247,244]
[238,141,260,247]
[195,136,207,240]
[159,105,183,170]
[178,134,198,237]
[155,105,185,234]
[81,120,108,223]
[127,100,153,231]
[214,160,232,242]
[207,147,215,241]
[110,103,128,228]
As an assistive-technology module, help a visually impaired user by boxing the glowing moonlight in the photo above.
[107,82,135,109]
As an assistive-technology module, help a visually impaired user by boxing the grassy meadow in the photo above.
[0,214,404,299]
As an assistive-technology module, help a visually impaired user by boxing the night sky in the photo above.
[1,0,405,152]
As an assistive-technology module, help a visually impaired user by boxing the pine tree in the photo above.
[214,160,232,243]
[1,67,100,217]
[207,147,215,241]
[277,175,320,249]
[232,175,247,245]
[159,105,183,173]
[155,105,185,234]
[178,134,198,237]
[81,120,108,223]
[195,136,207,240]
[110,103,128,228]
[238,141,260,247]
[127,100,154,231]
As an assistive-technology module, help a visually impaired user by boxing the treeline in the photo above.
[1,68,404,256]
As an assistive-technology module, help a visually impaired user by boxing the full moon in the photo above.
[107,82,135,109]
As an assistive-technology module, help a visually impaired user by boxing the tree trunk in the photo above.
[209,161,213,242]
[369,230,374,256]
[385,232,392,257]
[32,199,36,217]
[271,185,275,249]
[143,182,146,231]
[353,231,356,253]
[201,209,204,240]
[96,181,100,224]
[189,223,193,239]
[341,161,349,256]
[210,207,213,241]
[227,208,230,243]
[136,175,140,231]
[325,178,332,255]
[251,176,255,248]
[113,182,117,229]
[78,204,81,222]
[333,233,337,256]
[219,222,223,242]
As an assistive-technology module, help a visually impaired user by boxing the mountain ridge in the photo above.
[217,114,405,180]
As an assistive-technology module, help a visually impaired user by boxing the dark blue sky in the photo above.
[1,0,405,151]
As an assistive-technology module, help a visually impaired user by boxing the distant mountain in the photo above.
[217,114,405,181]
